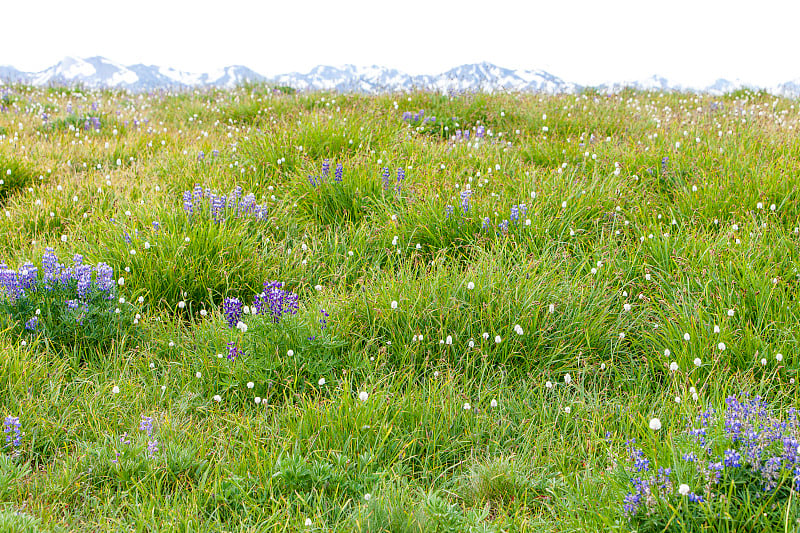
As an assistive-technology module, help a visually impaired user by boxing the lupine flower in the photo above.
[381,167,391,191]
[223,297,243,328]
[139,415,154,437]
[3,415,21,449]
[460,189,472,213]
[227,341,241,361]
[334,162,343,183]
[321,159,330,181]
[24,316,38,331]
[396,167,405,194]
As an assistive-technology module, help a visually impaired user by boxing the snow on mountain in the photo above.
[773,79,800,98]
[1,57,799,96]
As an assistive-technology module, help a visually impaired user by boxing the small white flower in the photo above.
[564,373,572,384]
[236,321,248,332]
[692,392,699,401]
[118,277,125,286]
[287,349,294,357]
[514,324,523,335]
[600,363,606,370]
[61,235,68,242]
[467,281,475,290]
[445,335,453,345]
[564,406,571,413]
[664,349,671,356]
[314,284,322,291]
[391,300,398,309]
[168,341,175,347]
[112,386,120,394]
[463,402,471,410]
[675,396,681,404]
[318,378,326,386]
[482,332,490,339]
[761,358,767,366]
[195,372,202,378]
[649,418,662,431]
[683,333,690,341]
[255,397,262,404]
[623,303,631,312]
[717,342,726,351]
[305,518,313,527]
[144,241,150,249]
[645,273,651,281]
[490,399,498,408]
[776,353,783,362]
[213,394,222,402]
[149,362,155,369]
[669,361,679,372]
[468,340,475,348]
[713,325,720,333]
[694,358,702,367]
[679,484,690,496]
[247,381,254,389]
[178,301,186,309]
[548,303,555,313]
[359,391,369,402]
[727,309,735,317]
[200,309,207,316]
[364,493,371,501]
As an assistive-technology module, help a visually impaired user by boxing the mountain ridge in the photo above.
[0,56,796,96]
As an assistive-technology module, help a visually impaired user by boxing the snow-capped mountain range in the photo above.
[1,56,799,97]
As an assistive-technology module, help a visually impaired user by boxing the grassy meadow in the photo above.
[1,84,800,532]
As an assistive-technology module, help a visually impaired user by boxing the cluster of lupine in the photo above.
[181,184,268,223]
[401,110,436,124]
[308,159,344,187]
[196,150,220,161]
[381,167,405,194]
[3,415,21,450]
[253,281,300,323]
[451,125,485,142]
[220,282,300,331]
[1,249,116,309]
[480,204,528,234]
[83,116,101,131]
[619,394,800,521]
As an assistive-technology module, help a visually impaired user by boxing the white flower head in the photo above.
[649,418,662,431]
[358,391,369,402]
[679,484,690,496]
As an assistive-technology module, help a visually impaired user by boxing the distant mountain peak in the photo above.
[0,57,797,96]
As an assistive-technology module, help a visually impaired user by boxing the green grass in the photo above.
[1,85,800,531]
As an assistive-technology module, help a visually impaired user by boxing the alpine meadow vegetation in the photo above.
[1,83,800,531]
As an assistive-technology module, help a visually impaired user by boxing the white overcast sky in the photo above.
[4,0,800,87]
